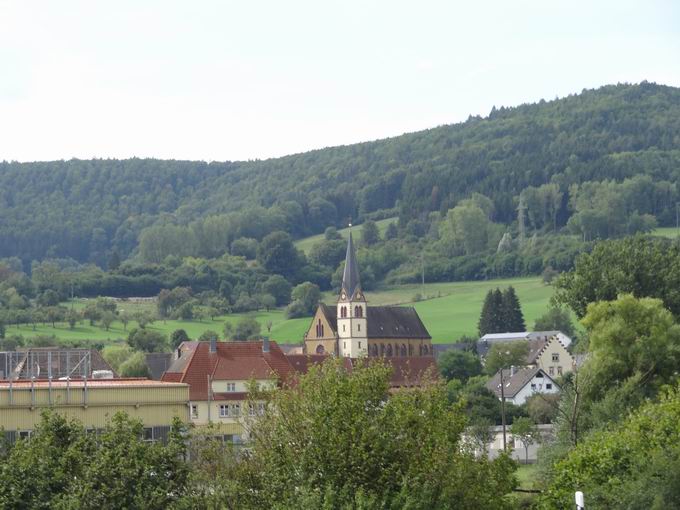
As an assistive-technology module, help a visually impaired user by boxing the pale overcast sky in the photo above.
[1,1,678,162]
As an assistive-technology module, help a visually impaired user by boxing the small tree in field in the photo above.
[511,417,540,464]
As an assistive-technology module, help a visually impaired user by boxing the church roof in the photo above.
[319,304,431,340]
[341,231,361,297]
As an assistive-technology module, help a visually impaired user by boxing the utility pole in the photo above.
[517,194,527,245]
[500,367,507,450]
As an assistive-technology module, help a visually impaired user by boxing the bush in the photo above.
[127,328,167,353]
[118,352,151,378]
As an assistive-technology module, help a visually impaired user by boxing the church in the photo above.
[304,231,433,358]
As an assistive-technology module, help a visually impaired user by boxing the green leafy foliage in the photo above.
[554,235,680,318]
[0,411,188,510]
[224,359,517,509]
[539,385,680,509]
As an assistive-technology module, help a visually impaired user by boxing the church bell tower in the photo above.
[337,228,367,357]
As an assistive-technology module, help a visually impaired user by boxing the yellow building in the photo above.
[162,338,293,442]
[526,335,575,377]
[0,378,189,443]
[304,231,433,358]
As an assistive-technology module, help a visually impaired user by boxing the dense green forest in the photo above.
[2,82,679,268]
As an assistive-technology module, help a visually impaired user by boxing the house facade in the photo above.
[304,231,433,358]
[526,335,575,377]
[486,366,560,406]
[161,338,293,442]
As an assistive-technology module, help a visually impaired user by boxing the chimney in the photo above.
[210,336,217,354]
[262,336,270,353]
[510,365,515,377]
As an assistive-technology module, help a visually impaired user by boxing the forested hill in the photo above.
[2,81,680,266]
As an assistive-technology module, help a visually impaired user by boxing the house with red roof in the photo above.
[161,338,293,442]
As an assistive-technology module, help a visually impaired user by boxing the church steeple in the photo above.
[341,230,361,299]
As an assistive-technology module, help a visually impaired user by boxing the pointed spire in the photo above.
[341,229,361,298]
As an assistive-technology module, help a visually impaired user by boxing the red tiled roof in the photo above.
[286,354,437,388]
[162,341,294,401]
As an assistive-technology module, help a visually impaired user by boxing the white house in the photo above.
[477,330,573,358]
[486,366,560,406]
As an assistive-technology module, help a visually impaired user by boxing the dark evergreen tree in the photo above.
[501,286,525,332]
[491,288,505,332]
[478,289,505,336]
[478,290,494,336]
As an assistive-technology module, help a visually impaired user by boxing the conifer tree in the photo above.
[492,288,505,331]
[501,286,525,332]
[478,290,495,336]
[478,288,506,336]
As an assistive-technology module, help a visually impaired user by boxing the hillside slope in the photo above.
[2,82,679,264]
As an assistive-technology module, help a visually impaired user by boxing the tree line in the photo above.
[1,82,679,268]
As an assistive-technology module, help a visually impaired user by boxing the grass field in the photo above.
[294,217,397,254]
[515,463,540,489]
[9,277,554,346]
[652,227,680,238]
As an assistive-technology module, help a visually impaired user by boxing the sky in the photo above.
[1,0,679,163]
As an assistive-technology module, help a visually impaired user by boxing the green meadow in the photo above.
[294,217,397,254]
[9,277,554,346]
[651,227,680,238]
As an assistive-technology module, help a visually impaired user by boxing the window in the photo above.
[548,367,554,375]
[358,341,361,349]
[552,353,559,362]
[385,344,393,357]
[191,404,198,419]
[219,404,229,418]
[226,382,236,392]
[344,342,346,349]
[401,345,407,357]
[357,323,361,332]
[316,344,325,354]
[557,366,563,375]
[143,428,154,441]
[231,403,241,417]
[257,403,265,416]
[343,324,346,332]
[546,383,553,389]
[18,430,32,440]
[531,383,537,390]
[249,404,256,416]
[341,306,347,318]
[316,319,324,337]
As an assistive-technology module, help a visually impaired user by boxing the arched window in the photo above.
[316,344,325,354]
[422,345,429,356]
[400,344,407,357]
[354,306,362,318]
[385,344,393,357]
[370,344,378,357]
[340,306,347,318]
[315,319,324,337]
